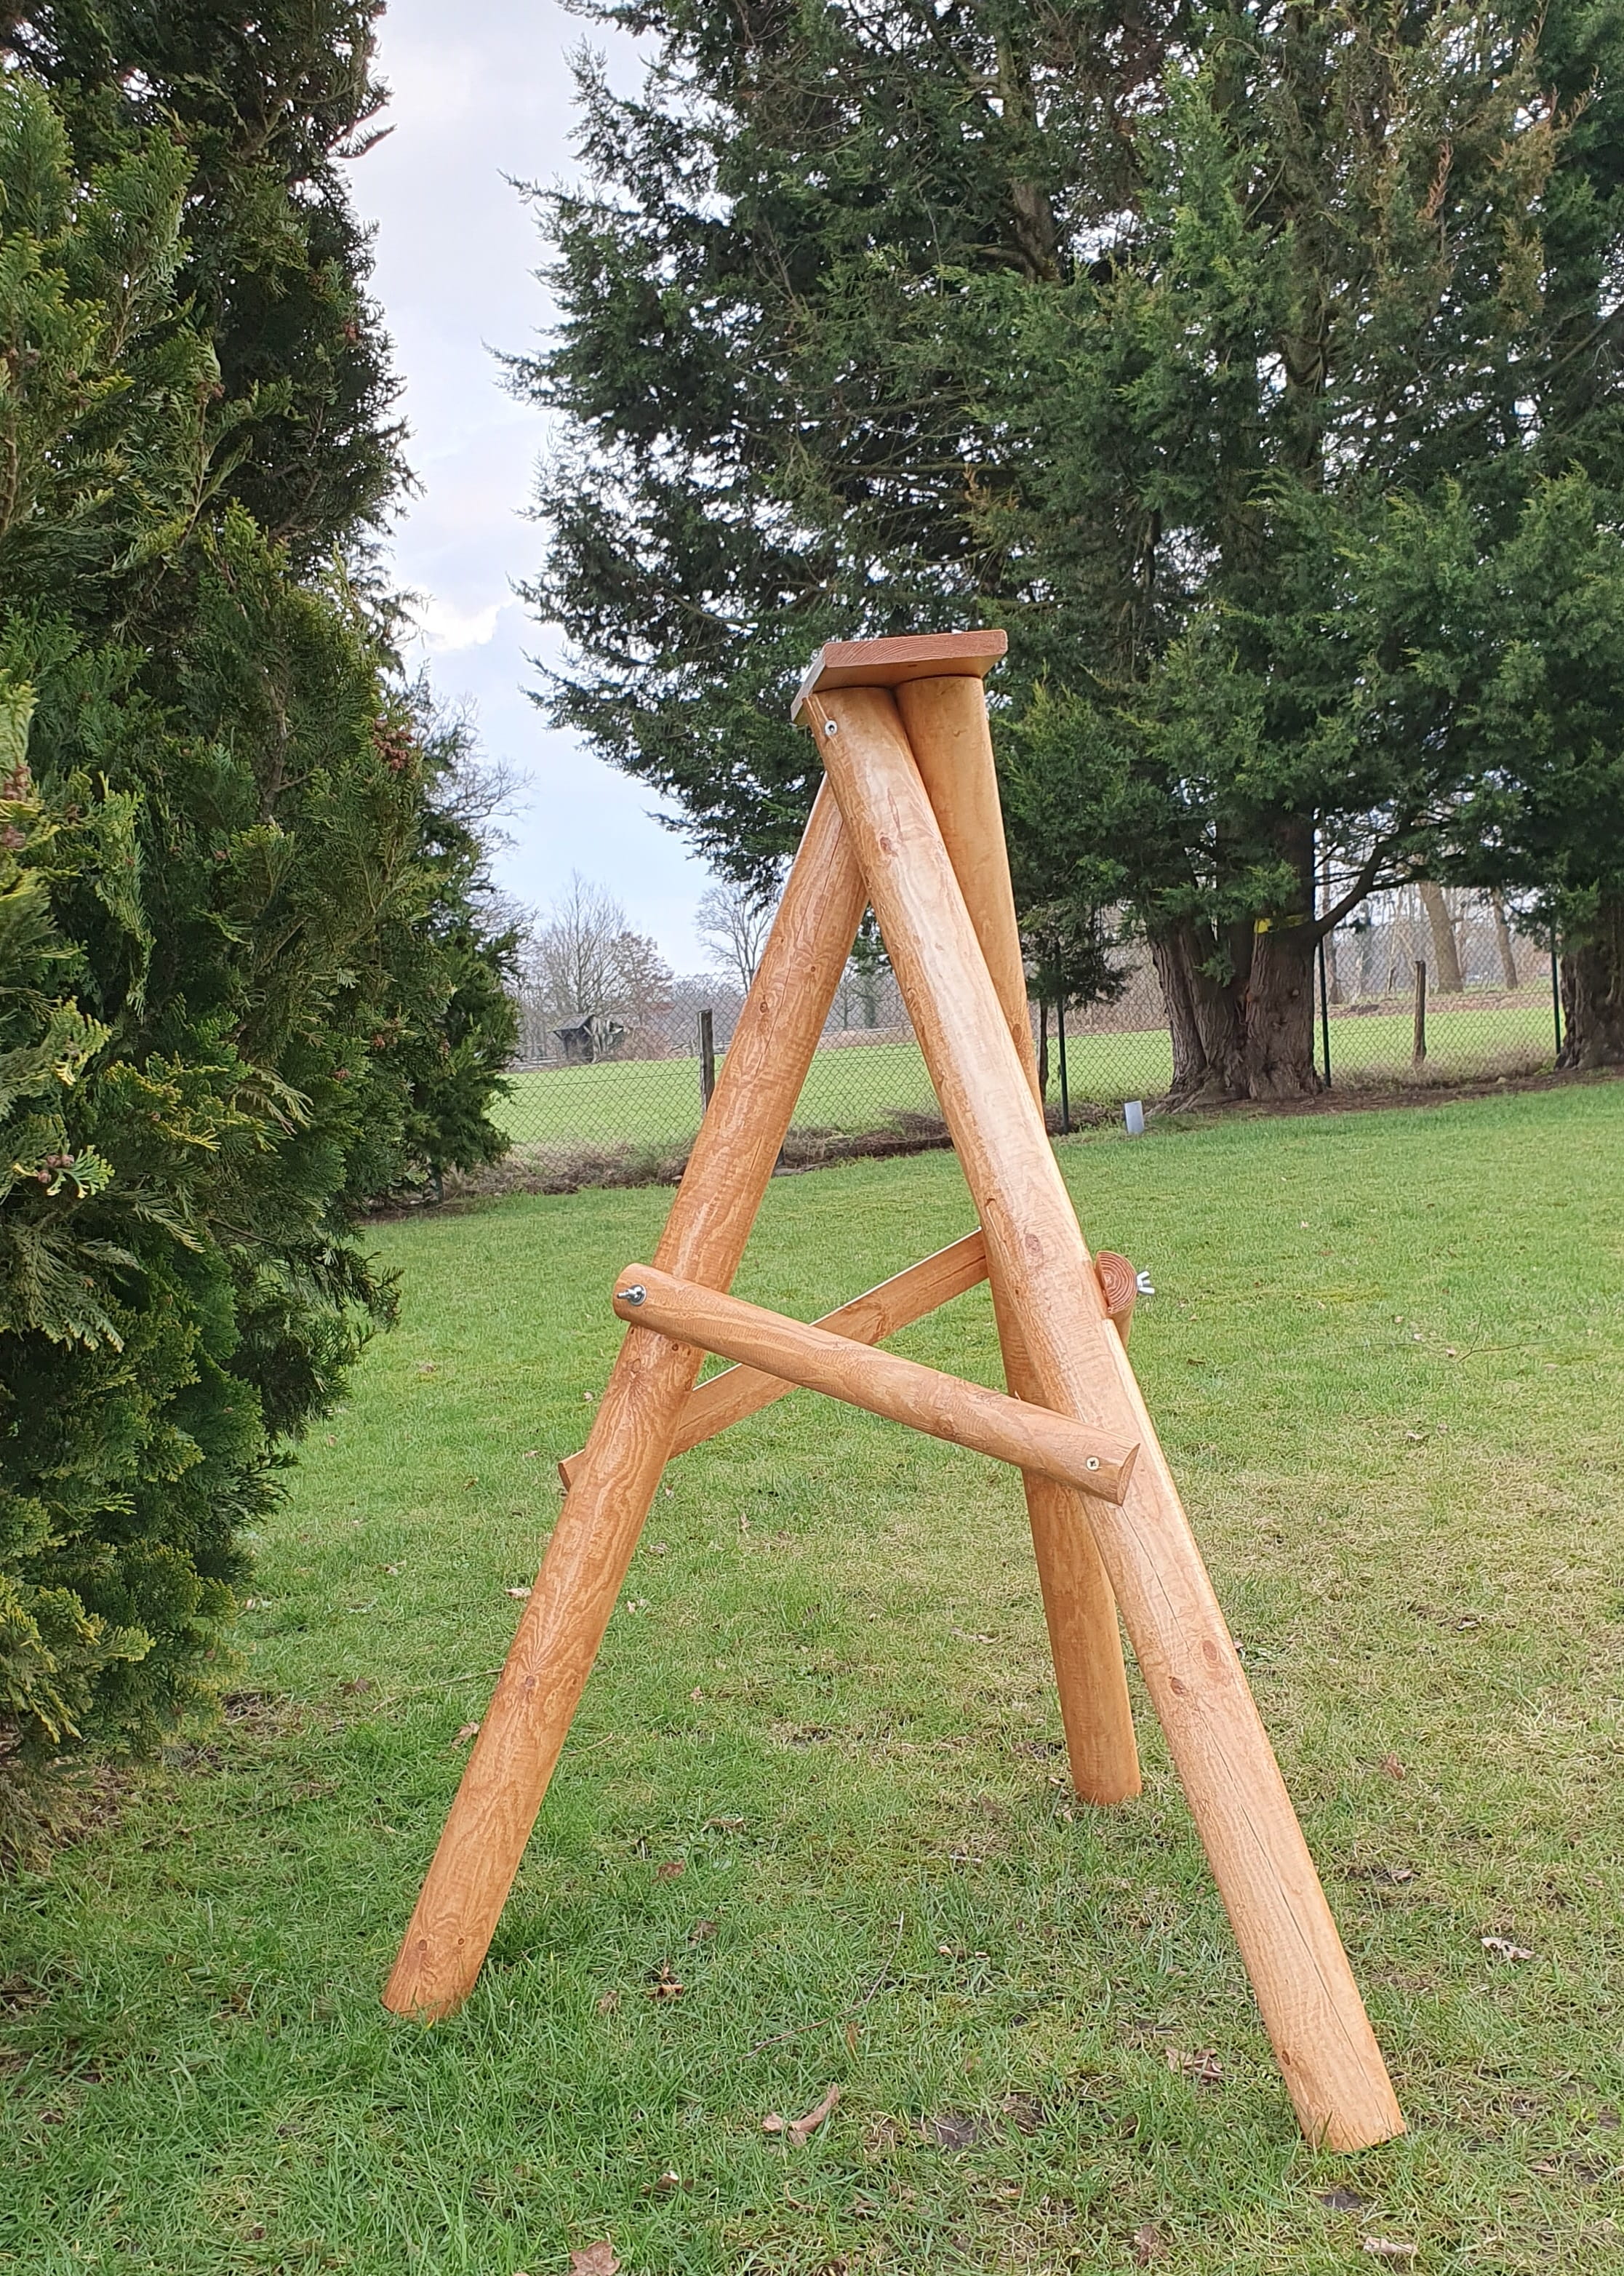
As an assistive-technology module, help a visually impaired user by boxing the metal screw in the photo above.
[822,717,838,737]
[619,1284,647,1307]
[1084,1457,1100,1472]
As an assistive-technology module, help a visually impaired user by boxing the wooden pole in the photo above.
[697,1006,716,1111]
[558,1232,991,1490]
[611,1263,1140,1501]
[808,681,1402,2152]
[895,674,1140,1804]
[383,784,868,2021]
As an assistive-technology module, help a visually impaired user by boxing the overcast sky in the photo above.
[348,0,717,967]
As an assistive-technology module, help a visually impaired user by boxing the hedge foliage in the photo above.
[0,65,514,1810]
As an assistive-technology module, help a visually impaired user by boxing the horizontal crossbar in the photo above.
[611,1263,1140,1504]
[558,1232,1140,1489]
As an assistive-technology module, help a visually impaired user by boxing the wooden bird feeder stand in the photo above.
[383,632,1404,2152]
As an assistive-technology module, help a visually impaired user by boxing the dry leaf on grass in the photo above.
[1132,2224,1168,2266]
[453,1722,479,1746]
[1000,2093,1045,2136]
[1361,2240,1417,2267]
[1319,2187,1368,2212]
[655,1858,684,1880]
[1380,1754,1406,1780]
[505,1584,532,1600]
[644,1962,683,2000]
[764,2084,841,2144]
[687,1918,717,1944]
[596,1989,620,2014]
[1481,1935,1535,1961]
[1166,2046,1224,2087]
[568,2248,620,2276]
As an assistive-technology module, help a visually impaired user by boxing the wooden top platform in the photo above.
[792,629,1006,722]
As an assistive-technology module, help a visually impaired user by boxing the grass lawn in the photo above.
[4,1082,1622,2275]
[496,1001,1557,1152]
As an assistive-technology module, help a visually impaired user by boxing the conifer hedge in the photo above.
[0,52,514,1825]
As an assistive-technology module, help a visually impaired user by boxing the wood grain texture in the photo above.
[793,628,1007,719]
[812,682,1403,2152]
[611,1263,1140,1501]
[1095,1250,1140,1342]
[383,783,868,2023]
[897,671,1141,1804]
[557,1232,989,1490]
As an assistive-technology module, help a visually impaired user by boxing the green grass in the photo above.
[497,1001,1557,1150]
[4,1083,1623,2275]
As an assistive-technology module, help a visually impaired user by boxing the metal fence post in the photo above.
[697,1007,716,1112]
[1550,935,1564,1063]
[1412,959,1427,1065]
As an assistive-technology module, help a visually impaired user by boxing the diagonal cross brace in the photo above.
[555,1234,1142,1489]
[609,1263,1140,1503]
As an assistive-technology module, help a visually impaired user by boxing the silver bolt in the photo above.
[822,717,838,737]
[1084,1457,1100,1472]
[619,1284,647,1307]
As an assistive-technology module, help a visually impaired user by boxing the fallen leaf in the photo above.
[687,1918,717,1944]
[522,1448,540,1459]
[1361,2241,1417,2267]
[761,2112,785,2135]
[690,1687,703,1702]
[338,1678,372,1696]
[649,1541,668,1556]
[1132,2224,1168,2266]
[788,2083,841,2144]
[505,1585,532,1600]
[705,1814,745,1830]
[1001,2092,1045,2136]
[655,1858,685,1880]
[415,1360,436,1375]
[453,1722,480,1746]
[1481,1935,1535,1961]
[863,2115,905,2155]
[1319,2187,1369,2212]
[1166,2046,1224,2088]
[921,2110,982,2149]
[652,2167,681,2192]
[568,2248,620,2276]
[1380,1754,1406,1780]
[644,1962,683,1999]
[596,1989,620,2014]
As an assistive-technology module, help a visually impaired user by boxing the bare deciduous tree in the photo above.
[696,877,778,996]
[521,874,673,1059]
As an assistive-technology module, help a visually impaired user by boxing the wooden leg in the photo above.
[812,684,1402,2152]
[383,784,868,2021]
[896,674,1140,1805]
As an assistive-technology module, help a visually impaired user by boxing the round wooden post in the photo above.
[812,683,1402,2152]
[383,784,868,2021]
[895,672,1140,1805]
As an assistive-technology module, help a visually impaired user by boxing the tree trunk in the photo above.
[1557,893,1624,1069]
[1244,925,1324,1099]
[1491,891,1521,990]
[1148,919,1247,1104]
[1418,882,1464,992]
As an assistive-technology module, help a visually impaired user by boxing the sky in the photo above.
[347,0,718,969]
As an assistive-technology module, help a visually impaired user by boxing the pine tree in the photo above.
[522,0,1624,1093]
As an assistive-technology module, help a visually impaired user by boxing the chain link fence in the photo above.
[480,887,1562,1195]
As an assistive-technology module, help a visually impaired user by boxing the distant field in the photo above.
[496,998,1558,1148]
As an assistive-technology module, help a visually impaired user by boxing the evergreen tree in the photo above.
[4,0,405,560]
[524,0,1624,1092]
[0,69,513,1833]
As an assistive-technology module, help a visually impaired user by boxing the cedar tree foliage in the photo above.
[0,60,514,1832]
[521,0,1624,1095]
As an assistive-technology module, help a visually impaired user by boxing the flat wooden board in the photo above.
[792,630,1007,721]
